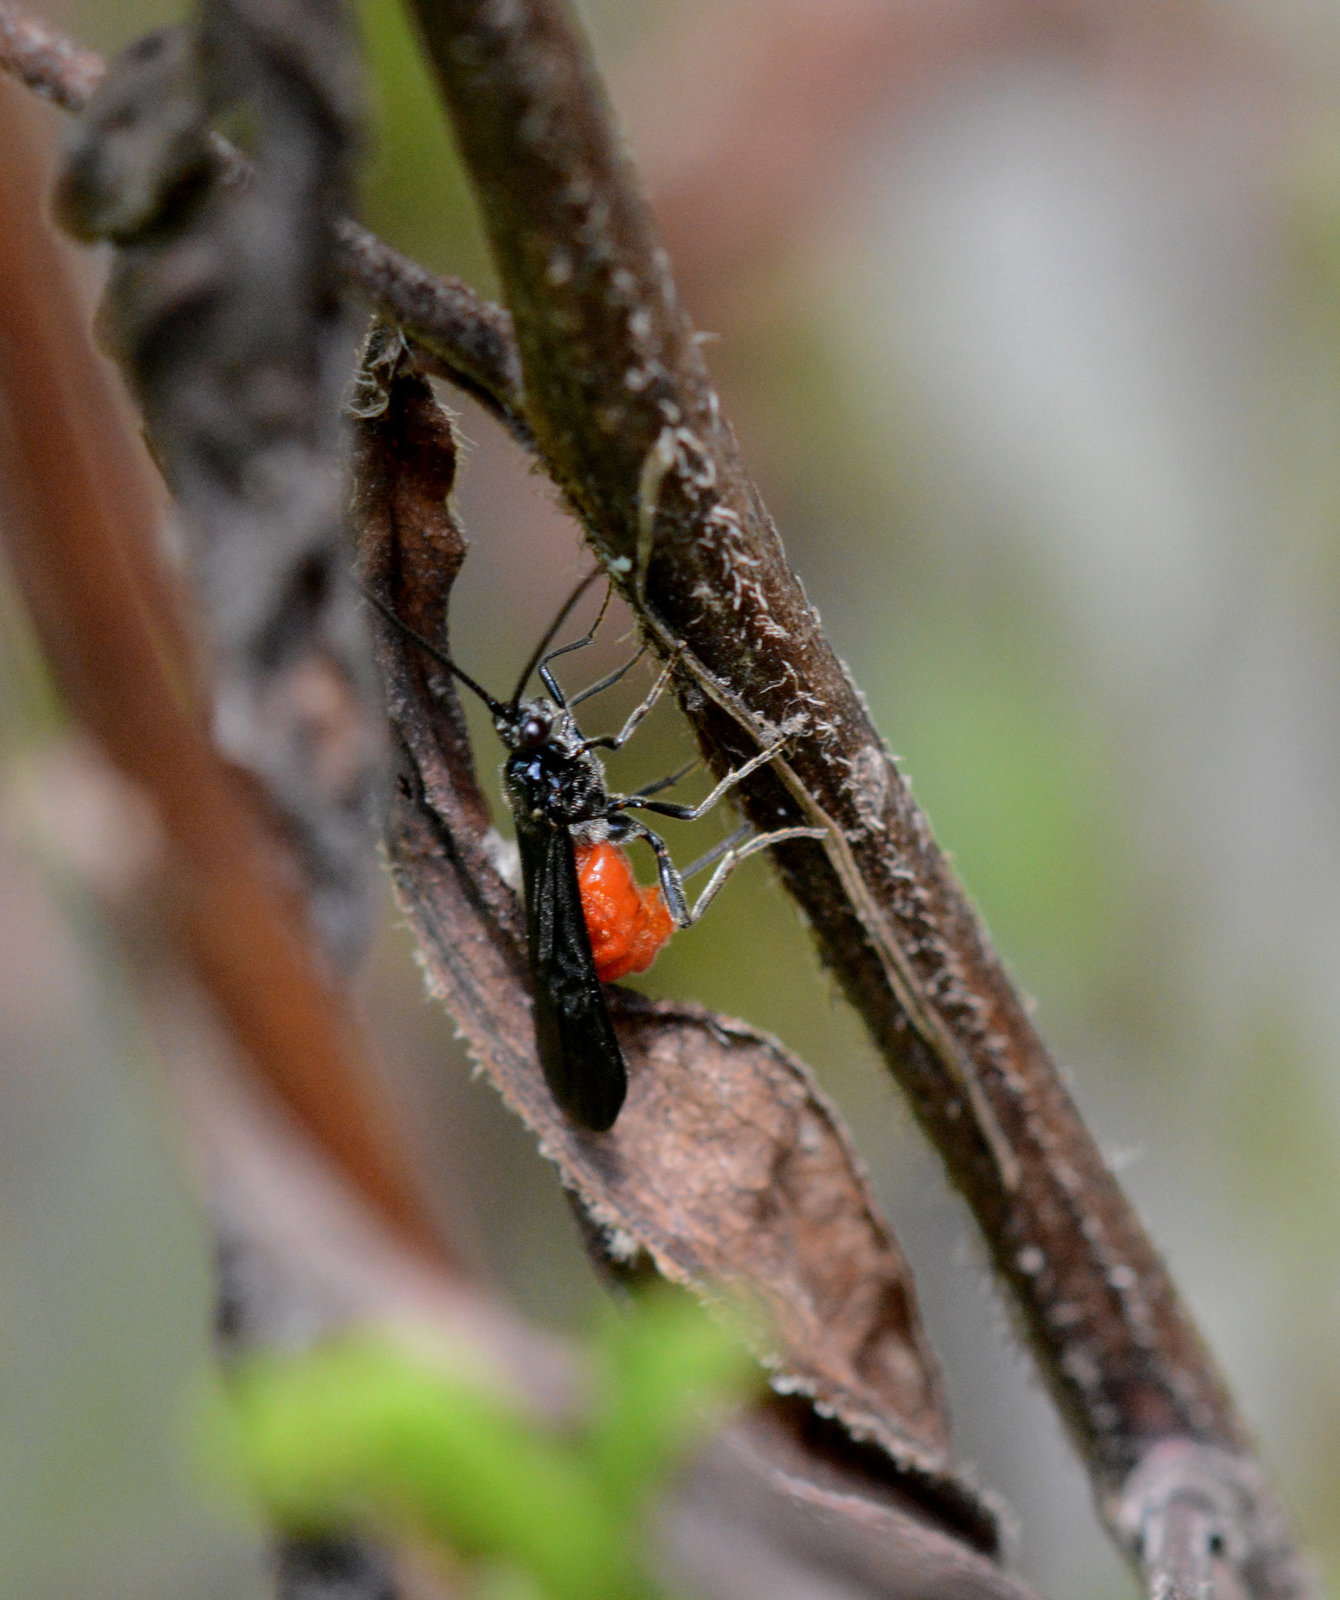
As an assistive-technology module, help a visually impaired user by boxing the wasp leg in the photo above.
[616,815,826,929]
[679,822,752,881]
[568,645,647,709]
[580,646,684,753]
[614,818,692,926]
[617,734,791,823]
[682,825,827,925]
[632,758,700,799]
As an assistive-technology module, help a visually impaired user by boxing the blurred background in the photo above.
[4,0,1340,1594]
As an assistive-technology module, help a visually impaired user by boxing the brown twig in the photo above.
[0,0,98,109]
[9,14,454,1595]
[333,220,530,443]
[400,3,1313,1596]
[56,3,389,974]
[0,51,445,1283]
[0,77,437,1573]
[0,0,528,443]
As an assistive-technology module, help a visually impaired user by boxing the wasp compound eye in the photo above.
[508,707,556,748]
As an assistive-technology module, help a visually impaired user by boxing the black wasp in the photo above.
[369,575,824,1131]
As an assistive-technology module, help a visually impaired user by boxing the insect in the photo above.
[367,576,824,1131]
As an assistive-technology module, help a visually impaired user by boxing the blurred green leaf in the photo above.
[587,1287,761,1512]
[226,1297,759,1600]
[472,1562,554,1600]
[229,1335,647,1600]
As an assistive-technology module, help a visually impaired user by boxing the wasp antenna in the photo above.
[359,584,506,716]
[509,568,605,708]
[445,657,507,716]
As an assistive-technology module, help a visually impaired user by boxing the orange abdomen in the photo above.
[574,839,675,982]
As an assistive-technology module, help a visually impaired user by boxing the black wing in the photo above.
[516,813,627,1131]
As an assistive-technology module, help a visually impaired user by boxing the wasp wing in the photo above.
[516,815,628,1131]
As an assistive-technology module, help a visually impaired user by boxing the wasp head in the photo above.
[499,698,557,754]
